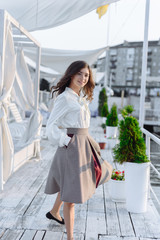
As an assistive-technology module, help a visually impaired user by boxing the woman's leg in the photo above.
[63,202,75,240]
[50,192,63,220]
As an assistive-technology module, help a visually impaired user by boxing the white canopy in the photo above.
[0,0,118,31]
[24,47,106,74]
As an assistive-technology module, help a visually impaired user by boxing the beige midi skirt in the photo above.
[44,128,112,203]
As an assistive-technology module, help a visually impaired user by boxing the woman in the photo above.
[45,61,112,240]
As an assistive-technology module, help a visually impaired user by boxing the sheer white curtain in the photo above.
[12,49,42,157]
[0,22,16,182]
[12,49,35,111]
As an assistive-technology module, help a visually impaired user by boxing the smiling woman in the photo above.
[44,60,112,240]
[70,68,90,95]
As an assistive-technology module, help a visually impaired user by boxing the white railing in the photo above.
[141,127,160,206]
[134,108,160,123]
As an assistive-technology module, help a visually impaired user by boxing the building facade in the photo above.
[97,40,160,89]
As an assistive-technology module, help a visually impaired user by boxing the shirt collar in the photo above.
[66,87,82,97]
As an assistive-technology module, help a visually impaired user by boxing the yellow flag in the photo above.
[96,5,109,19]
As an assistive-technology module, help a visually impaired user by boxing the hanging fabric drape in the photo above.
[0,0,119,31]
[12,49,35,111]
[0,22,16,182]
[11,49,42,156]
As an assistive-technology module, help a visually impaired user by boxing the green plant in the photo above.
[101,102,109,117]
[98,88,107,116]
[111,169,125,181]
[113,105,149,164]
[106,103,118,127]
[121,105,134,118]
[101,123,106,129]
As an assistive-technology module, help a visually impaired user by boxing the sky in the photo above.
[32,0,160,51]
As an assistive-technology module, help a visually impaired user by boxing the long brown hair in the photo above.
[51,61,95,102]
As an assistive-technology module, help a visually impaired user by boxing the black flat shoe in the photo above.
[46,212,65,225]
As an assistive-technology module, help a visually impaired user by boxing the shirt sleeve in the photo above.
[46,94,71,147]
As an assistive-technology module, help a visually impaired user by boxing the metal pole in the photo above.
[139,0,150,128]
[0,10,6,191]
[104,6,110,88]
[35,46,41,110]
[146,135,151,199]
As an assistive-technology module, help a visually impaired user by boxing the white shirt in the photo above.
[46,87,90,147]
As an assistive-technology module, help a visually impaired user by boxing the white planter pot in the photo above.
[125,162,150,213]
[106,126,118,138]
[109,179,126,202]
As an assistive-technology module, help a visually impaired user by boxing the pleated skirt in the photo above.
[44,128,112,203]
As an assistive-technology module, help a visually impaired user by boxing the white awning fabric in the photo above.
[0,22,16,182]
[24,47,107,74]
[0,0,118,31]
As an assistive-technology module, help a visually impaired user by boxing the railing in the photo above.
[133,108,160,124]
[141,127,160,206]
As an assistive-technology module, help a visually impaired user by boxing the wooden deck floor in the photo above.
[0,132,160,239]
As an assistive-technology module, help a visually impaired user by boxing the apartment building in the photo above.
[97,40,160,89]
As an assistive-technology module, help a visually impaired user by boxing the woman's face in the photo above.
[70,67,89,90]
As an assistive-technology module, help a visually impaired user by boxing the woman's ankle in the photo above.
[50,209,60,217]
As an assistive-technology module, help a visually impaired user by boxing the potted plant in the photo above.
[98,135,107,149]
[106,103,118,138]
[101,102,109,132]
[101,123,106,134]
[98,87,107,117]
[113,105,150,213]
[109,169,126,202]
[97,88,108,125]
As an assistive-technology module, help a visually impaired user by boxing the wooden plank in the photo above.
[43,231,63,240]
[130,202,160,238]
[104,183,121,236]
[122,237,139,240]
[0,229,6,238]
[15,172,47,215]
[0,144,54,218]
[85,185,106,239]
[74,202,87,234]
[0,229,23,240]
[87,185,105,213]
[140,238,160,240]
[116,202,135,237]
[33,230,45,240]
[0,208,22,229]
[0,145,56,229]
[85,211,106,240]
[0,161,43,207]
[23,181,48,216]
[20,209,65,231]
[20,230,36,240]
[62,232,84,240]
[99,237,139,240]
